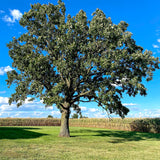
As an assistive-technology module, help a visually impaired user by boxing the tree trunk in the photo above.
[59,108,70,137]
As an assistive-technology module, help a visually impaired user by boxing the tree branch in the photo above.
[65,78,70,88]
[71,90,97,104]
[79,100,92,102]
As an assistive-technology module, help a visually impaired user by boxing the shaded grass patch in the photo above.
[71,128,160,142]
[0,127,48,139]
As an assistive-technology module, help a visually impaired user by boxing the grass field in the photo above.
[0,126,160,160]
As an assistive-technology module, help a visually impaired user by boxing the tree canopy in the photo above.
[6,0,159,137]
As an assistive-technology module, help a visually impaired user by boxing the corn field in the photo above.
[0,118,61,126]
[0,118,139,131]
[69,118,137,131]
[0,118,159,133]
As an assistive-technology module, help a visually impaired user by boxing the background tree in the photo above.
[6,0,159,137]
[47,115,53,118]
[80,114,88,119]
[71,113,79,119]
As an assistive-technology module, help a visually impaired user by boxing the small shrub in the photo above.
[80,115,88,118]
[130,118,160,133]
[71,113,79,119]
[47,115,53,118]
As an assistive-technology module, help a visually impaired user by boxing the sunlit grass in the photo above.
[0,126,160,159]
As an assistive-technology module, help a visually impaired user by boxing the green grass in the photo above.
[0,126,160,160]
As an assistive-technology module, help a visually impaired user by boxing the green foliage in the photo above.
[130,118,160,133]
[80,114,88,118]
[71,113,79,119]
[71,112,88,119]
[6,0,159,120]
[47,115,53,118]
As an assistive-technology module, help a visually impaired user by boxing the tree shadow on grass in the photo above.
[71,129,160,143]
[0,127,48,140]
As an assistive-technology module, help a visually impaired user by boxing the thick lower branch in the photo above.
[71,90,96,104]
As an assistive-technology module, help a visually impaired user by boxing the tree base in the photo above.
[59,108,70,137]
[58,133,70,137]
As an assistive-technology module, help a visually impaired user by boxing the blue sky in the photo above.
[1,0,160,118]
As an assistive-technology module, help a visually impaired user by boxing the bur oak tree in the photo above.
[6,0,159,137]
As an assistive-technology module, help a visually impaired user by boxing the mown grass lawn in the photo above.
[0,126,160,160]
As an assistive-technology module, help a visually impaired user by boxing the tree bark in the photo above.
[59,108,70,137]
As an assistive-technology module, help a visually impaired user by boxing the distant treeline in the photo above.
[0,118,160,133]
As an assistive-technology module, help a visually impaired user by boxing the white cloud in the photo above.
[111,78,128,87]
[4,66,13,72]
[0,66,13,75]
[10,9,22,20]
[0,97,9,104]
[80,106,87,111]
[126,108,160,118]
[3,15,13,23]
[40,100,44,104]
[157,39,160,43]
[1,100,160,118]
[0,104,15,111]
[153,44,159,48]
[0,97,58,118]
[33,111,44,116]
[24,98,35,104]
[86,108,108,118]
[94,112,106,118]
[51,111,61,116]
[123,103,137,106]
[12,113,21,118]
[45,106,53,110]
[0,112,3,116]
[3,9,22,23]
[89,108,99,112]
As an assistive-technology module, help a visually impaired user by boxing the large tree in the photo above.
[6,0,159,137]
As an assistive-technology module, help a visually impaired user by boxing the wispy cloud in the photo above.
[123,103,137,106]
[80,106,87,111]
[0,10,5,14]
[93,112,106,118]
[89,108,99,112]
[51,111,61,117]
[0,66,13,75]
[0,97,58,118]
[127,108,160,118]
[3,9,22,23]
[157,39,160,43]
[0,96,159,118]
[0,97,9,104]
[0,91,6,94]
[152,44,159,48]
[71,106,107,118]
